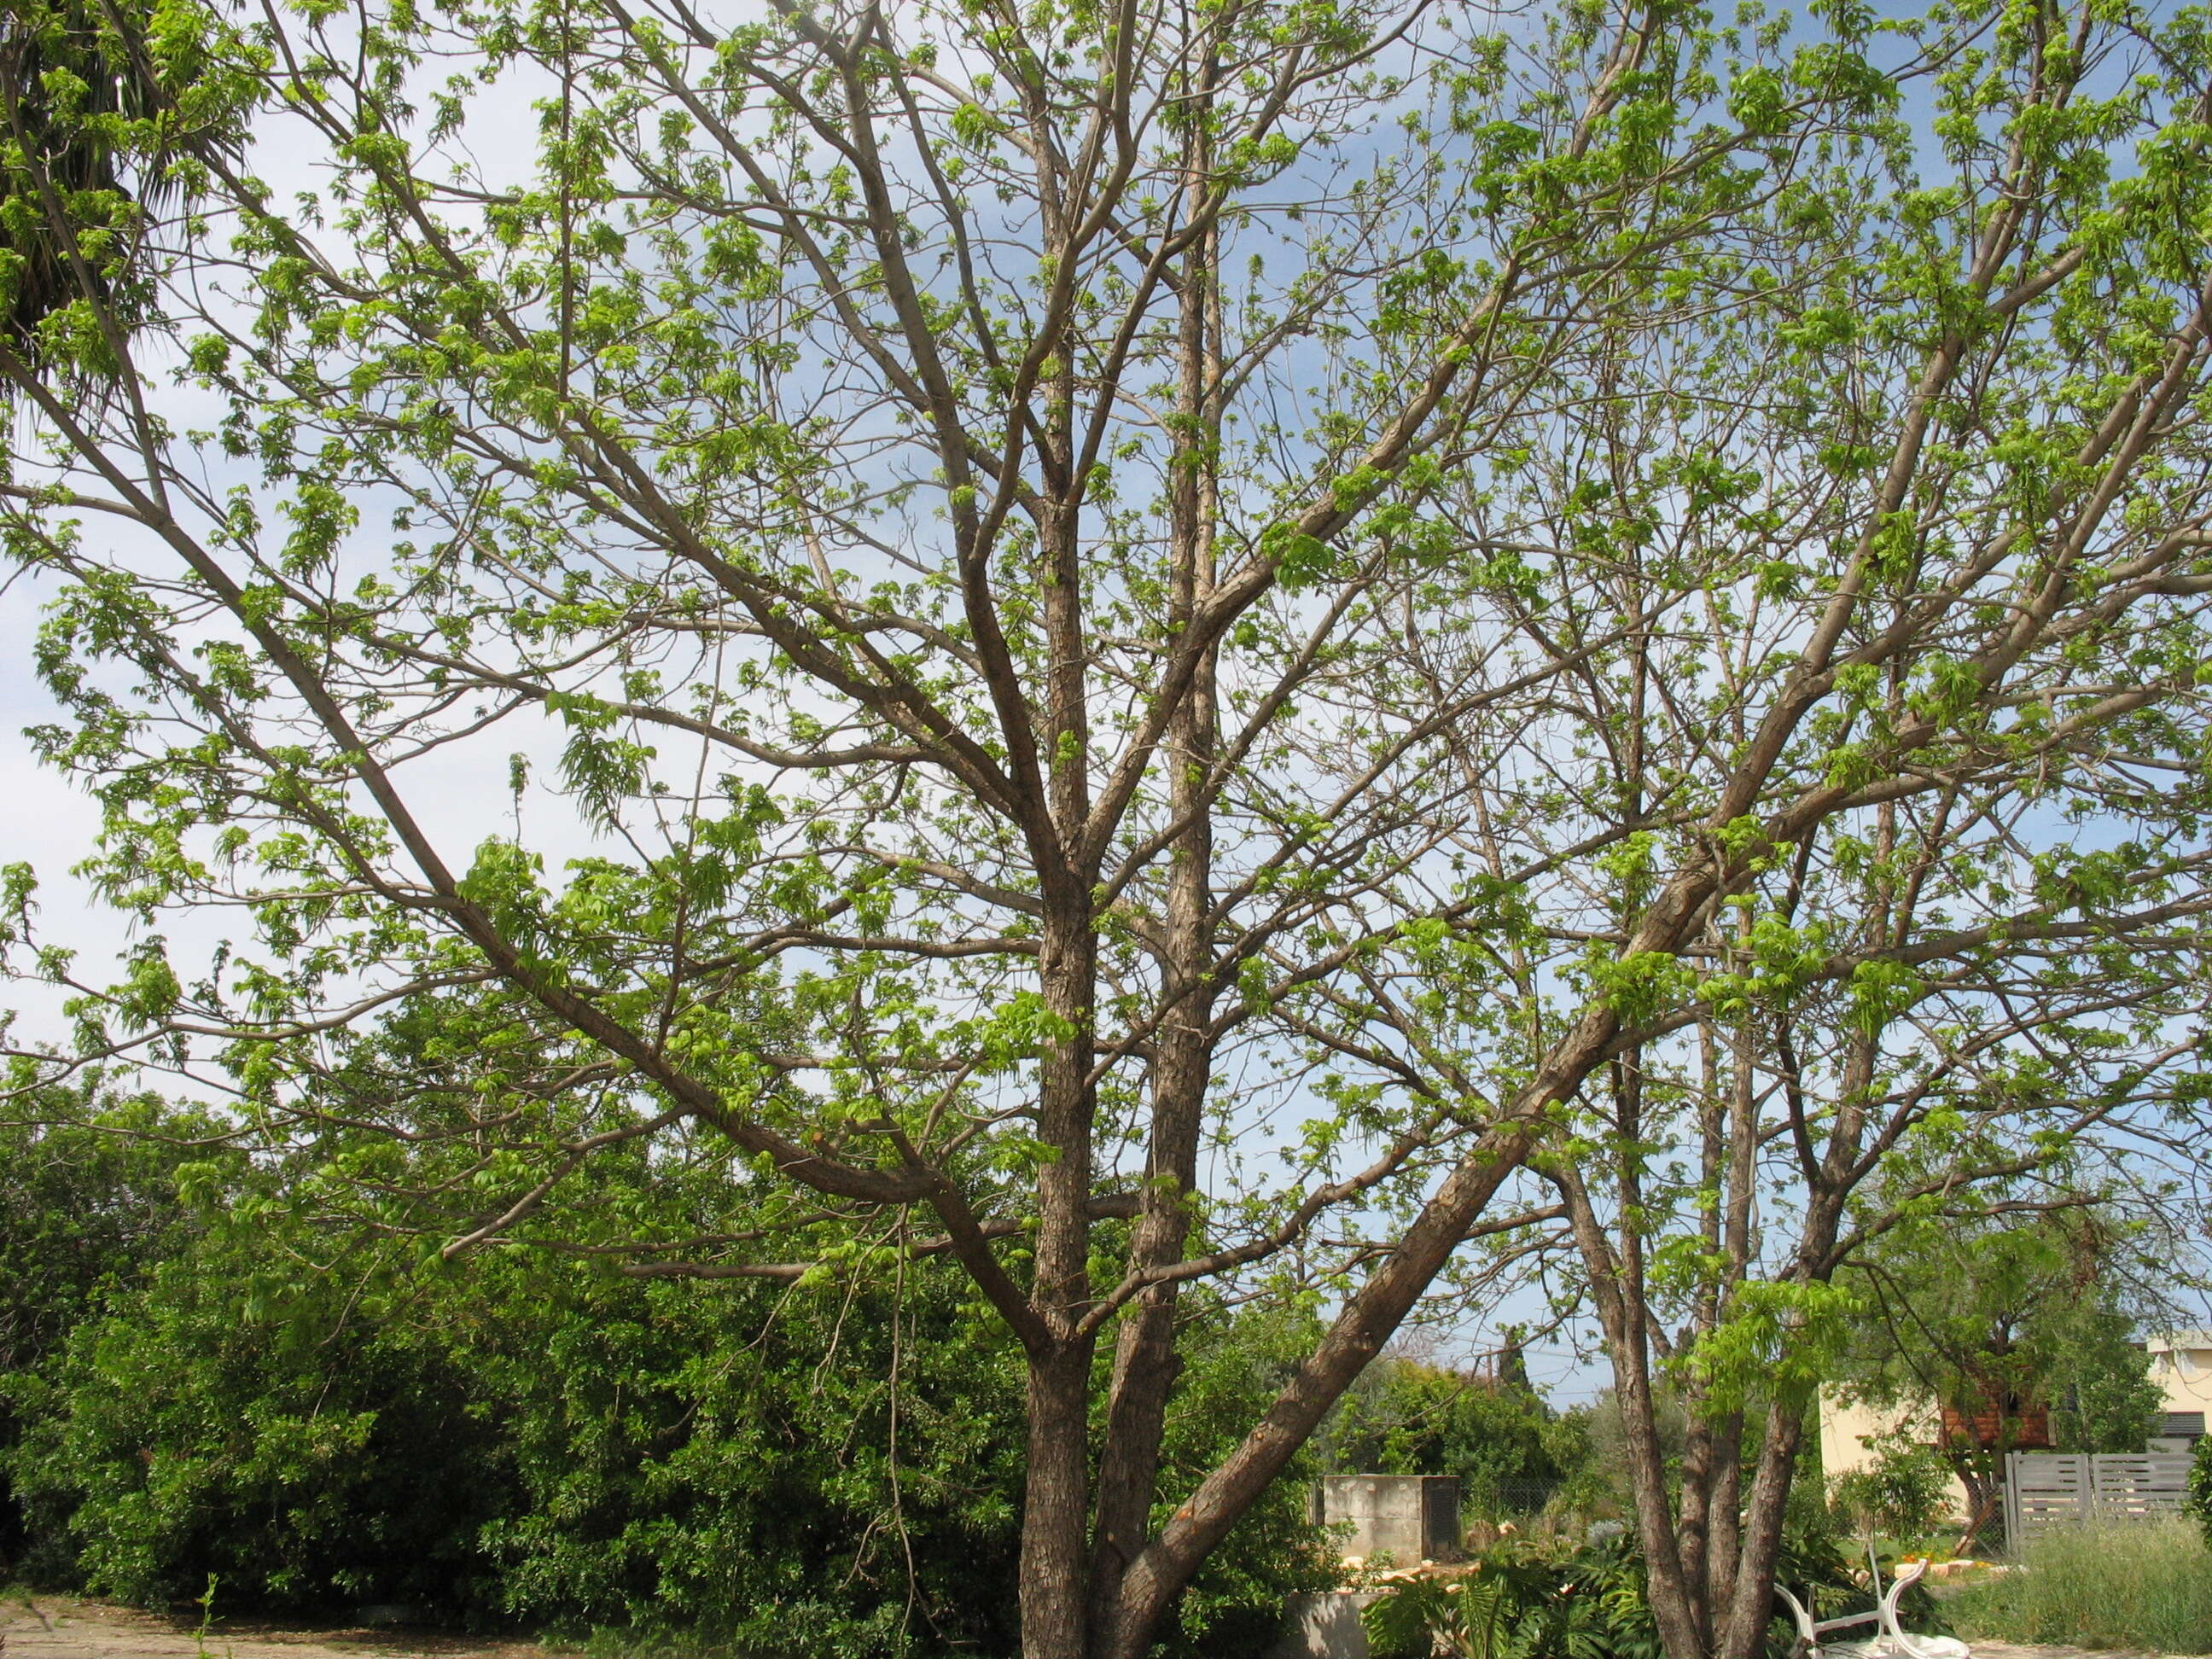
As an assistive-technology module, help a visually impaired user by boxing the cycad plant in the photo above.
[1364,1574,1516,1659]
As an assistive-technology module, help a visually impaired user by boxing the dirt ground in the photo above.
[0,1598,562,1659]
[2,1597,2202,1659]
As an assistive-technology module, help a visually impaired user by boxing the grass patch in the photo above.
[1946,1519,2212,1654]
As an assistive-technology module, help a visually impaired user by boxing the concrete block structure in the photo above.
[1315,1473,1462,1563]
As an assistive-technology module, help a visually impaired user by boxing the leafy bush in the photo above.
[1946,1520,2212,1653]
[454,1253,1027,1656]
[1324,1356,1569,1518]
[2186,1429,2212,1537]
[9,1209,511,1619]
[1363,1572,1523,1659]
[0,1080,241,1576]
[1829,1438,1955,1539]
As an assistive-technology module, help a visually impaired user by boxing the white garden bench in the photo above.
[1774,1545,1971,1659]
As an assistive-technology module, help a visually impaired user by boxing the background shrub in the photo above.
[1359,1526,1906,1659]
[1828,1438,1955,1540]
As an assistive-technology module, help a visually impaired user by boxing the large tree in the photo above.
[2,0,2209,1656]
[1296,0,2212,1647]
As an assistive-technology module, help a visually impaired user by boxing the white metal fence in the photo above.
[2000,1451,2194,1542]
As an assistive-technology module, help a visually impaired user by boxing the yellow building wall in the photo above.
[2146,1333,2212,1429]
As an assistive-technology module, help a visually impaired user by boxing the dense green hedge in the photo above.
[0,1086,1335,1656]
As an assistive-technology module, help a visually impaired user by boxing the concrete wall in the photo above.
[1317,1474,1461,1564]
[1269,1591,1379,1659]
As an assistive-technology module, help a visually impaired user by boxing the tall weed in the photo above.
[1947,1520,2212,1654]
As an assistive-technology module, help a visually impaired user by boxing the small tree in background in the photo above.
[1836,1203,2170,1548]
[1828,1435,1953,1543]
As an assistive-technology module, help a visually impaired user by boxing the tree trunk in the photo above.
[1084,96,1227,1638]
[1719,1408,1804,1659]
[1026,879,1098,1659]
[1704,1412,1746,1627]
[1678,1414,1717,1651]
[1086,118,1222,1639]
[1950,1457,2003,1555]
[1554,1156,1707,1659]
[1024,1339,1099,1659]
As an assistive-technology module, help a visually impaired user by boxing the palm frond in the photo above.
[0,0,239,383]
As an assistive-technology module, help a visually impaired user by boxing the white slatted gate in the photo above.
[2001,1452,2194,1542]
